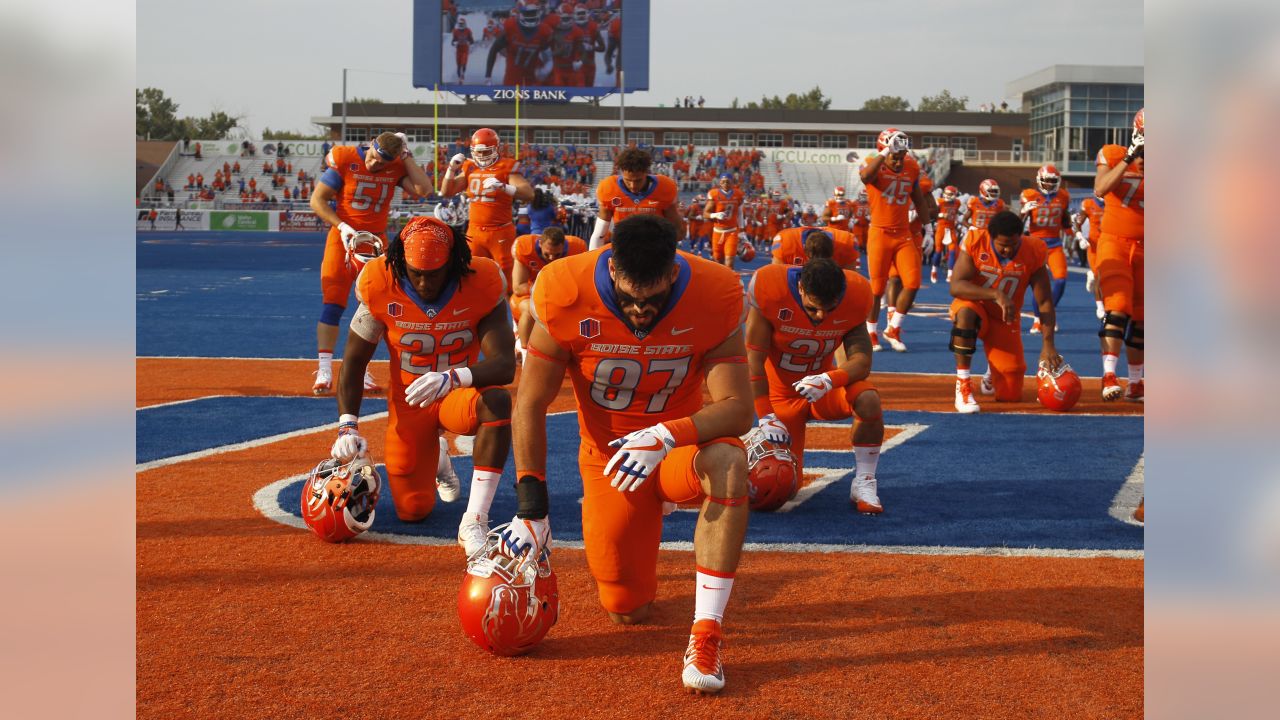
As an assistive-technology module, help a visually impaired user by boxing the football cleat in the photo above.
[300,456,380,543]
[930,267,938,284]
[869,330,882,352]
[1101,373,1123,401]
[743,427,799,511]
[1037,362,1082,412]
[313,366,333,395]
[1123,379,1144,403]
[955,378,981,414]
[682,619,726,694]
[436,441,461,502]
[458,526,559,656]
[1030,317,1042,334]
[979,372,995,396]
[363,370,382,393]
[851,474,883,514]
[882,325,907,352]
[946,269,953,282]
[458,511,491,557]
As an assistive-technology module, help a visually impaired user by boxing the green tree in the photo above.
[136,87,180,139]
[348,97,385,104]
[917,89,969,112]
[739,86,833,111]
[181,110,240,139]
[262,126,330,140]
[861,95,911,112]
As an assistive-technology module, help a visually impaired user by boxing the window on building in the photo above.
[599,130,621,145]
[627,131,654,145]
[727,132,754,147]
[532,130,561,144]
[856,135,877,149]
[497,129,517,145]
[820,135,848,148]
[663,132,690,146]
[758,133,783,147]
[922,135,949,148]
[793,134,819,148]
[345,127,367,142]
[950,136,977,153]
[692,131,719,146]
[563,129,589,145]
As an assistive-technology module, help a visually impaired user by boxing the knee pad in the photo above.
[949,326,978,355]
[320,302,345,326]
[1124,320,1144,350]
[1098,312,1128,340]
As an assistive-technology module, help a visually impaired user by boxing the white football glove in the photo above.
[604,423,678,492]
[709,211,726,220]
[338,222,358,250]
[404,368,470,407]
[482,176,514,196]
[449,152,466,169]
[1021,200,1041,215]
[908,207,918,223]
[331,426,367,462]
[756,413,790,444]
[793,373,835,402]
[1075,231,1089,250]
[1126,133,1144,160]
[889,133,909,154]
[394,132,412,157]
[499,517,551,558]
[832,214,846,222]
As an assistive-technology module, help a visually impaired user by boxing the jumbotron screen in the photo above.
[413,0,650,100]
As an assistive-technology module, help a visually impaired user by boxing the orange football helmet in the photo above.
[1037,362,1082,412]
[345,231,385,271]
[738,242,756,262]
[1133,108,1144,136]
[470,128,500,168]
[743,427,799,512]
[833,186,845,198]
[942,185,959,201]
[979,179,1001,203]
[1035,164,1061,194]
[300,457,380,543]
[458,527,559,656]
[876,127,908,152]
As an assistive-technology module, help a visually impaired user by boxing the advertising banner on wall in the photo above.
[278,211,328,232]
[136,209,209,232]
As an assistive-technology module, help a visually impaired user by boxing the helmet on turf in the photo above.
[346,231,385,271]
[743,427,799,512]
[942,185,959,201]
[458,527,559,656]
[574,4,590,25]
[833,186,845,198]
[979,179,1001,203]
[517,0,544,29]
[470,128,500,169]
[876,127,908,152]
[738,242,756,262]
[1035,164,1061,194]
[1037,361,1082,412]
[300,456,380,543]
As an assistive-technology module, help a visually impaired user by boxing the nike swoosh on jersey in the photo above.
[671,327,693,335]
[452,307,471,315]
[834,319,850,324]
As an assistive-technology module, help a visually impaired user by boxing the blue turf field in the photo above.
[137,232,1110,376]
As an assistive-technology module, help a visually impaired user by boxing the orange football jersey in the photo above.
[512,233,587,281]
[354,256,507,395]
[706,186,745,230]
[770,226,859,268]
[747,263,872,387]
[958,230,1048,315]
[532,249,745,453]
[461,157,520,229]
[1096,145,1144,238]
[1020,188,1071,247]
[323,145,408,234]
[1081,197,1105,244]
[936,196,961,227]
[964,197,1007,231]
[824,197,856,231]
[861,153,921,229]
[596,174,679,223]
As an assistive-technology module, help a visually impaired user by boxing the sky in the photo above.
[136,0,1144,136]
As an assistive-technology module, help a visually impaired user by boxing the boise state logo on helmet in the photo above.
[458,526,559,656]
[300,456,381,543]
[1037,362,1082,412]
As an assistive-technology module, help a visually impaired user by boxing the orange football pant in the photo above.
[867,225,921,294]
[1096,232,1144,321]
[321,226,386,306]
[382,387,483,521]
[466,223,517,280]
[711,227,740,261]
[951,299,1026,402]
[768,378,877,473]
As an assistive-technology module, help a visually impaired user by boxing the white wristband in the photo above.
[500,183,516,197]
[338,413,359,427]
[453,367,474,387]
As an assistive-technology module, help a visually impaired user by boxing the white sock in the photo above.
[956,367,971,380]
[465,467,502,516]
[437,442,456,481]
[854,444,880,478]
[318,351,333,371]
[693,568,735,624]
[866,321,878,334]
[1102,353,1119,375]
[982,368,992,382]
[886,306,896,322]
[1095,300,1105,317]
[1128,364,1143,385]
[889,311,904,329]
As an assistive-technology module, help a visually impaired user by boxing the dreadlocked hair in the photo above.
[386,221,474,283]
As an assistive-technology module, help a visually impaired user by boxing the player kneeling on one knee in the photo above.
[948,210,1062,414]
